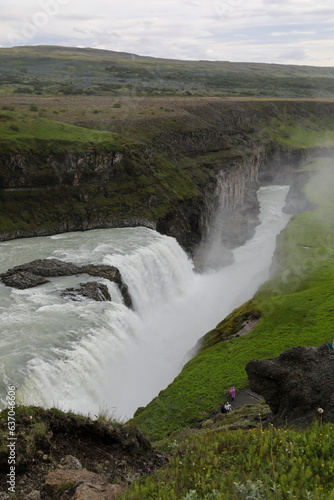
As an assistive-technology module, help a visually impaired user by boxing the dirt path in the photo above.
[230,388,263,409]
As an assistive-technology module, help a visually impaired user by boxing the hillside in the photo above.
[2,45,334,98]
[121,156,334,499]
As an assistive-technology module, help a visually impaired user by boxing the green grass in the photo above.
[0,111,123,152]
[250,114,334,149]
[123,420,334,499]
[133,157,334,441]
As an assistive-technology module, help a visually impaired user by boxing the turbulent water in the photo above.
[0,185,290,419]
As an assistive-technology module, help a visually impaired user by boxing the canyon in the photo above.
[2,99,334,258]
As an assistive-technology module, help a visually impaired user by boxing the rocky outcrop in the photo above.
[0,150,124,188]
[246,344,334,426]
[193,148,261,268]
[0,258,132,308]
[43,469,124,499]
[283,170,317,215]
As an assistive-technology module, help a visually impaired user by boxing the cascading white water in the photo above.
[0,185,290,419]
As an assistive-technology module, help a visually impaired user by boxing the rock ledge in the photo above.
[0,258,132,308]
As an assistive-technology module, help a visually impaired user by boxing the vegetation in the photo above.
[0,138,201,236]
[0,403,162,496]
[2,46,334,98]
[123,418,334,499]
[0,404,114,473]
[0,109,122,152]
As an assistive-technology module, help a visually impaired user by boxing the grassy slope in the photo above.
[124,418,334,499]
[0,110,122,152]
[133,157,334,441]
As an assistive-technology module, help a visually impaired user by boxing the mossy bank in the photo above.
[1,98,334,254]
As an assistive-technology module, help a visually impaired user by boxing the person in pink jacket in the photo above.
[230,386,236,400]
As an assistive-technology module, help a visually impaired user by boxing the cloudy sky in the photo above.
[1,0,334,66]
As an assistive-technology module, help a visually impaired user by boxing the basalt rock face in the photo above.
[246,345,334,426]
[283,170,317,215]
[0,150,124,188]
[0,258,132,308]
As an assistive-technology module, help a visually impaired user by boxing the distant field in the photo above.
[1,94,333,132]
[1,45,334,99]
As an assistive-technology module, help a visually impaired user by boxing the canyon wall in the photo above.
[1,100,334,253]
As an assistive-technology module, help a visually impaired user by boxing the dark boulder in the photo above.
[246,344,334,426]
[0,270,48,289]
[81,264,132,308]
[62,282,112,302]
[0,258,132,308]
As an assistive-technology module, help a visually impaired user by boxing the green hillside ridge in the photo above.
[133,157,334,442]
[2,45,334,97]
[2,99,334,153]
[0,107,202,236]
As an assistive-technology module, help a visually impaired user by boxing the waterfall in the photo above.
[0,186,290,419]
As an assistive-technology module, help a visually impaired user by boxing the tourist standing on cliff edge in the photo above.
[230,386,236,401]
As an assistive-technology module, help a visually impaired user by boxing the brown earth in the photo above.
[1,95,332,130]
[0,407,168,499]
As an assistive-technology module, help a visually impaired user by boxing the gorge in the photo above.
[1,99,334,255]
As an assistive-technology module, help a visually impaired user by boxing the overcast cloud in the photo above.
[1,0,334,66]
